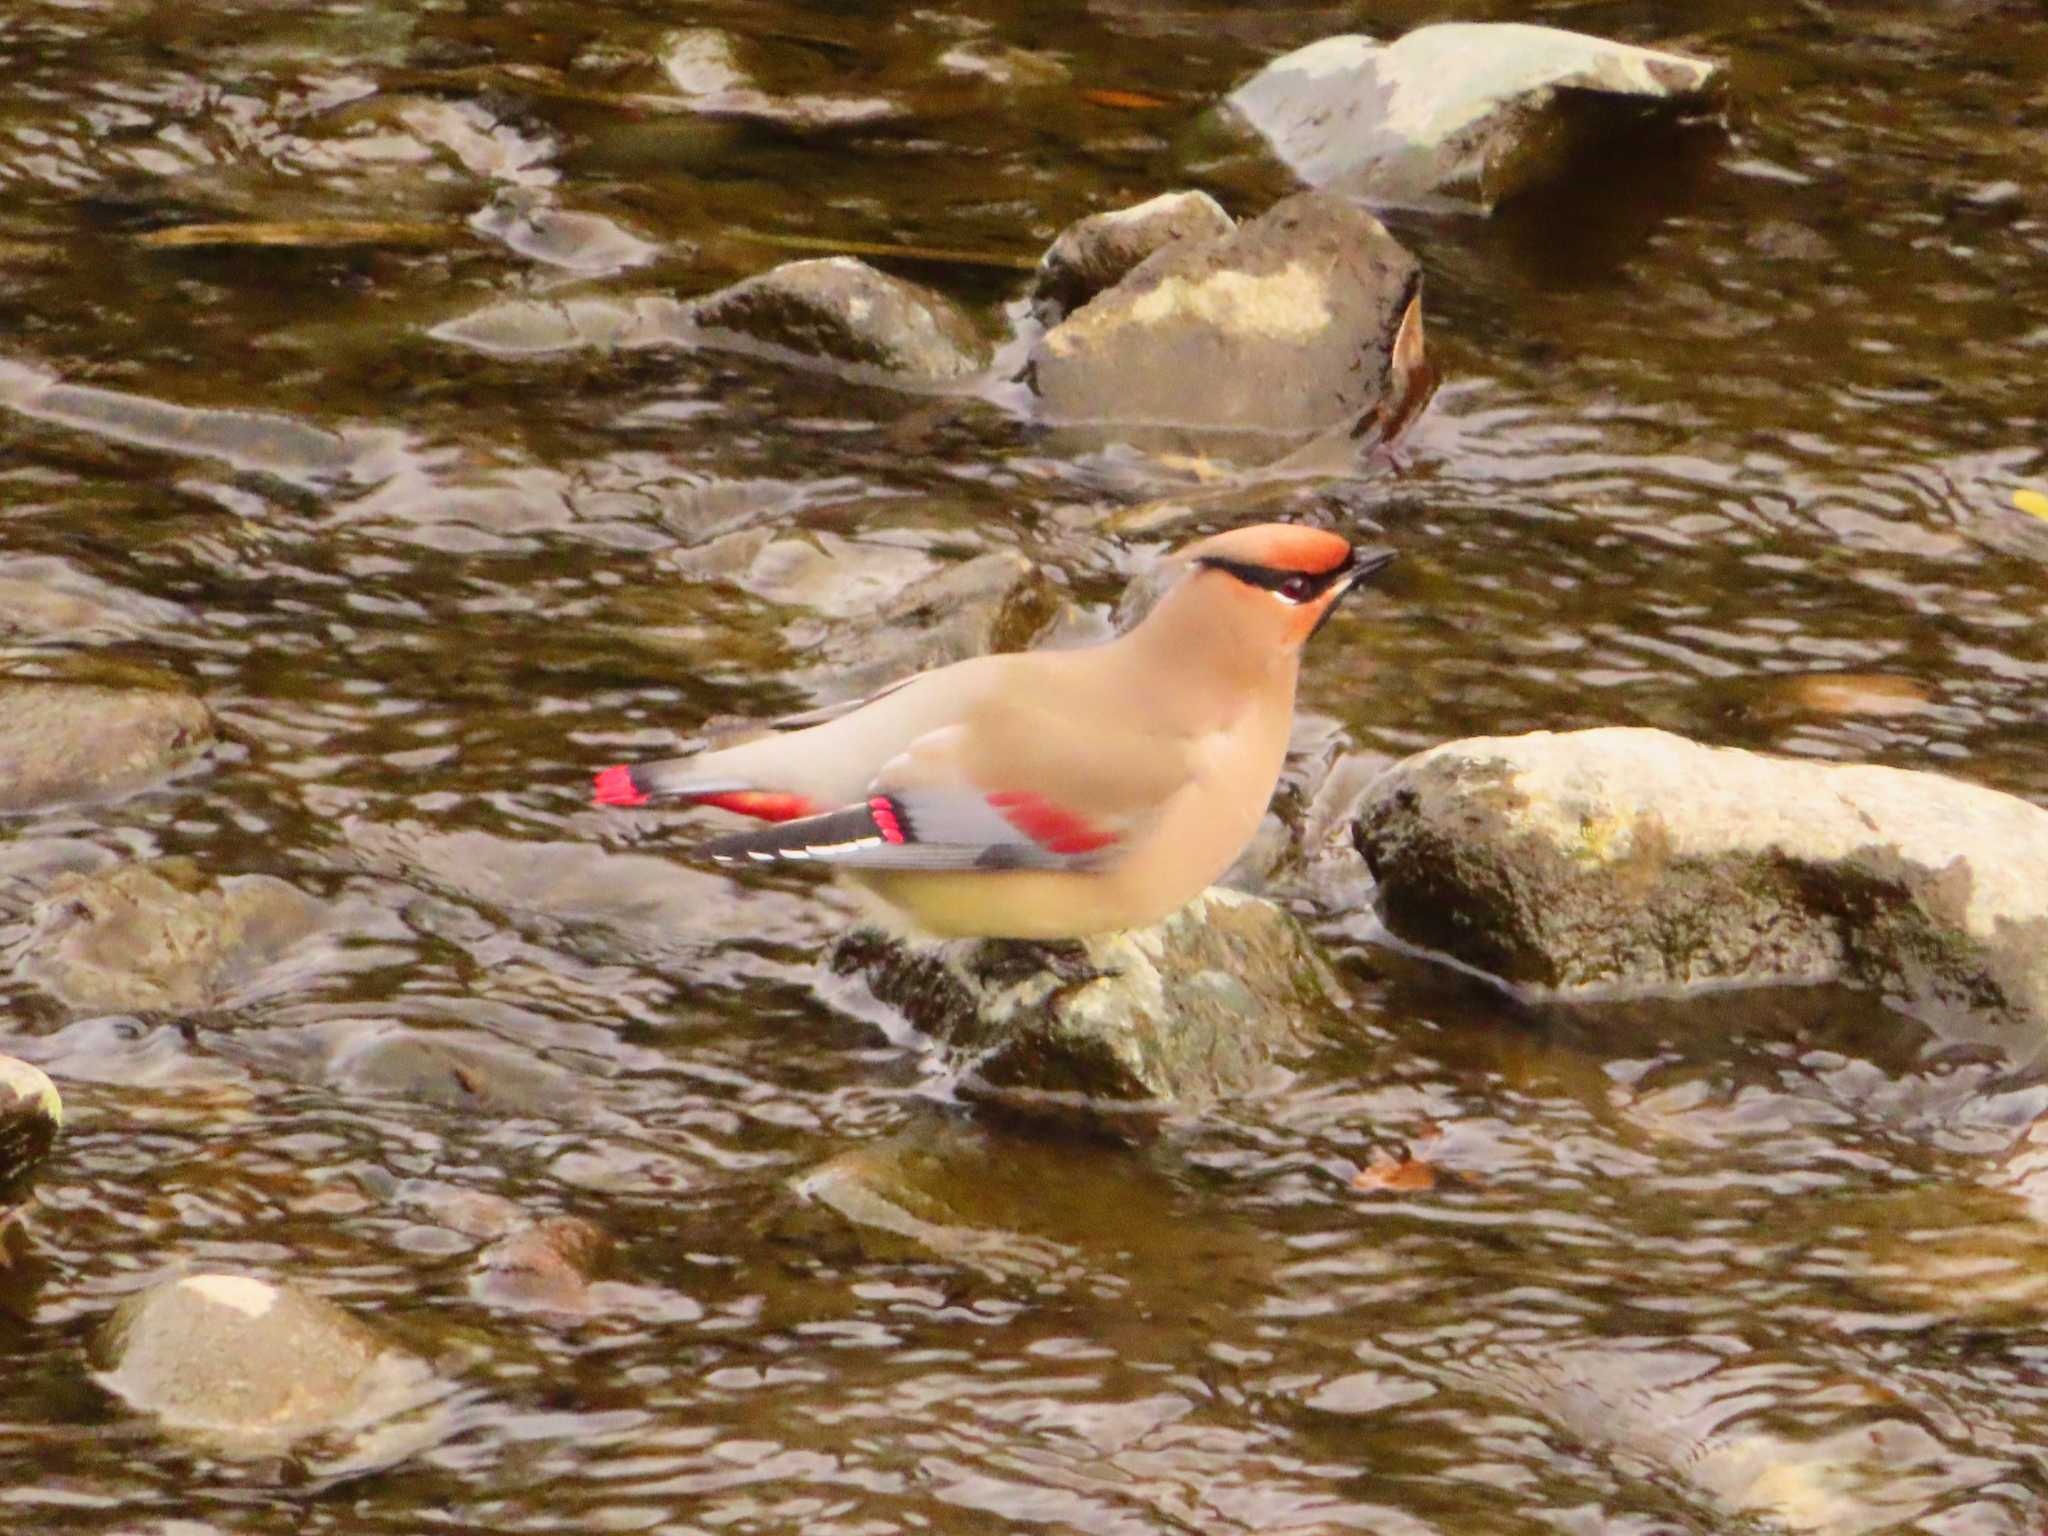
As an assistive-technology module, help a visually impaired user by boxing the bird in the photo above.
[592,523,1393,940]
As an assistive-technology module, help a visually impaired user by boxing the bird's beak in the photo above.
[1310,545,1396,638]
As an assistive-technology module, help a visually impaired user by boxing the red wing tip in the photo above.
[592,764,650,808]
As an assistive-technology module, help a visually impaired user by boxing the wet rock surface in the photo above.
[807,547,1063,697]
[1358,728,2048,1051]
[17,859,328,1014]
[320,1021,595,1120]
[1031,190,1235,323]
[0,1056,61,1203]
[831,887,1341,1112]
[685,257,989,382]
[1027,192,1420,446]
[0,681,213,813]
[92,1272,435,1446]
[1226,22,1723,213]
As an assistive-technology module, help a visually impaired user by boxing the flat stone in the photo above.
[829,886,1341,1114]
[473,1215,611,1315]
[1032,190,1235,322]
[0,681,213,813]
[92,1272,434,1446]
[1226,23,1722,213]
[19,860,327,1014]
[322,1022,593,1120]
[686,257,989,382]
[0,1056,61,1203]
[1028,191,1420,445]
[1357,728,2048,1057]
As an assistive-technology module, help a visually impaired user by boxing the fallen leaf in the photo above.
[2014,487,2048,521]
[1080,87,1171,111]
[1351,1153,1438,1193]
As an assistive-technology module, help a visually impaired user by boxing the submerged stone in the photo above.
[686,257,989,382]
[782,1114,1273,1290]
[1032,190,1235,323]
[0,681,213,813]
[830,886,1341,1113]
[432,258,986,383]
[1027,191,1420,446]
[92,1272,433,1446]
[322,1022,594,1120]
[1357,728,2048,1056]
[429,294,693,356]
[0,1056,62,1204]
[19,860,327,1014]
[472,1215,612,1315]
[1226,23,1723,213]
[469,199,659,273]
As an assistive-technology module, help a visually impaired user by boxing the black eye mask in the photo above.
[1195,550,1357,604]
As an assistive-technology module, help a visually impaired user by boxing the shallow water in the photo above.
[4,0,2048,1530]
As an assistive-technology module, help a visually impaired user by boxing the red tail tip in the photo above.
[592,764,650,808]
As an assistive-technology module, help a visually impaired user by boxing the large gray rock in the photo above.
[1032,190,1235,323]
[830,886,1341,1112]
[0,681,213,812]
[1027,192,1420,444]
[18,859,327,1014]
[0,1056,61,1204]
[686,257,988,382]
[1357,728,2048,1053]
[92,1272,434,1446]
[1226,23,1723,213]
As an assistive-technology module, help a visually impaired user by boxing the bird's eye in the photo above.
[1278,573,1315,603]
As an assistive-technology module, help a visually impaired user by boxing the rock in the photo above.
[0,358,360,482]
[1356,728,2048,1053]
[1754,673,1934,720]
[660,27,898,129]
[0,681,213,812]
[0,557,190,641]
[1027,192,1421,446]
[473,1215,611,1314]
[829,886,1341,1112]
[805,548,1063,698]
[781,1115,1273,1290]
[686,257,989,383]
[322,1022,593,1120]
[0,1056,61,1203]
[430,294,693,356]
[469,198,659,273]
[1032,190,1235,323]
[92,1272,434,1446]
[18,859,326,1014]
[1225,23,1723,213]
[433,258,989,383]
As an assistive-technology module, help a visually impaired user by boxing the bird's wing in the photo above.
[691,698,1192,874]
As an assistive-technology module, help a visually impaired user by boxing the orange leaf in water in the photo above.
[1351,1153,1438,1193]
[1080,87,1171,111]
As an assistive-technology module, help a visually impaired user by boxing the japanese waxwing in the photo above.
[592,523,1394,940]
